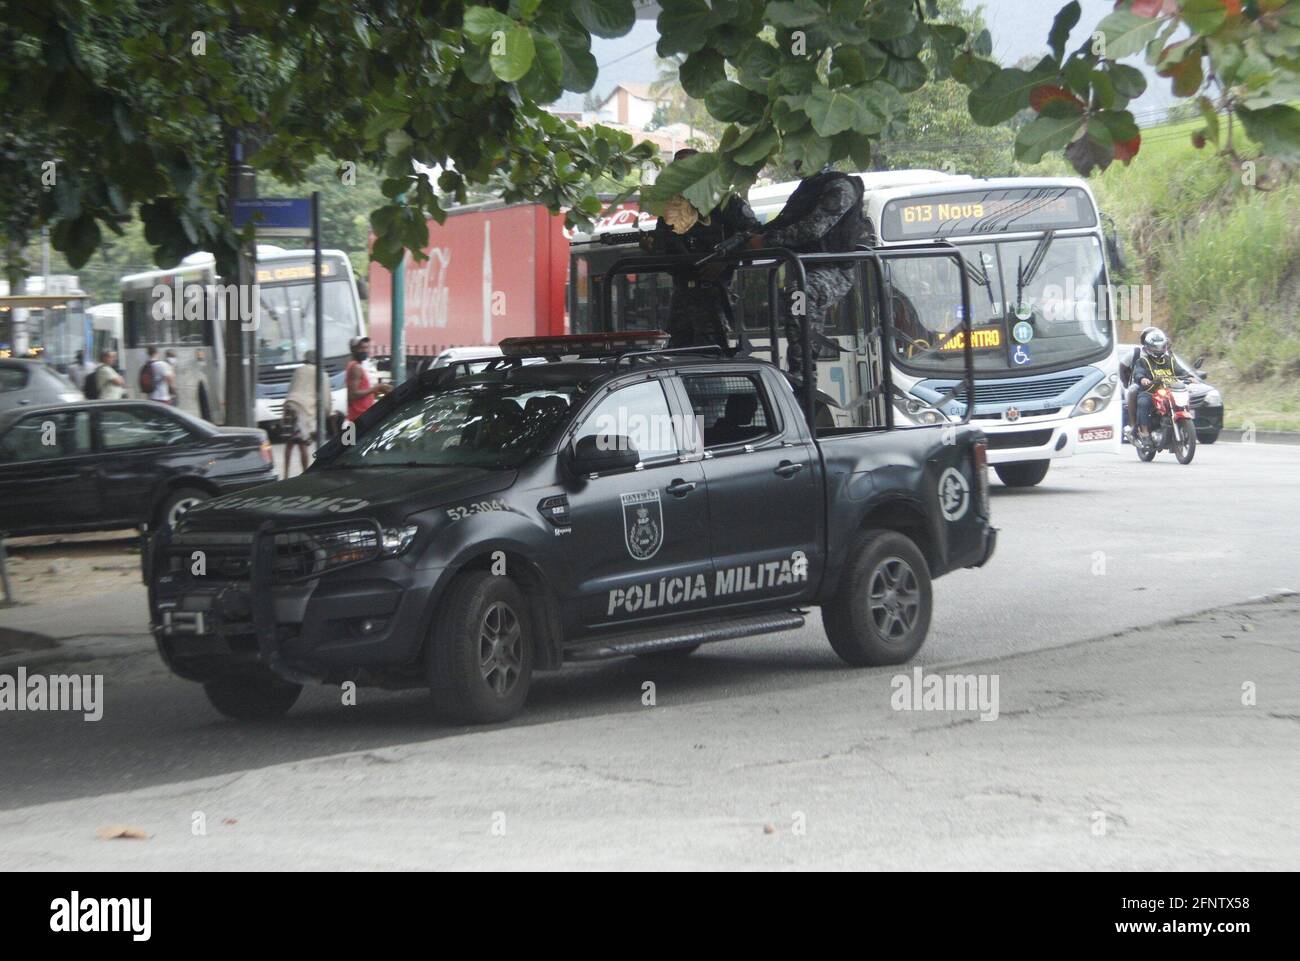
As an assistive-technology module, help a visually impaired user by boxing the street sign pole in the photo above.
[391,194,406,387]
[312,192,326,449]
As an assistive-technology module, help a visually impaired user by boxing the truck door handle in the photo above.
[666,479,697,497]
[774,461,805,478]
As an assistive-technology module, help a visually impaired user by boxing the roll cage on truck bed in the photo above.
[146,240,995,724]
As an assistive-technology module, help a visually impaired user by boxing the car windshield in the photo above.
[324,382,578,469]
[888,234,1111,374]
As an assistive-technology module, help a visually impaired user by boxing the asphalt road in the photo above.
[1,440,1297,812]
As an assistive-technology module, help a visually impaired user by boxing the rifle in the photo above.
[569,230,649,247]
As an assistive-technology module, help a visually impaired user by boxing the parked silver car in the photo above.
[0,358,84,413]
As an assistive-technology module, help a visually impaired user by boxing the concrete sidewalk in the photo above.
[1,593,1296,871]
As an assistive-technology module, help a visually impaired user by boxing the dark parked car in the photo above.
[0,401,277,536]
[1119,344,1224,444]
[0,358,83,413]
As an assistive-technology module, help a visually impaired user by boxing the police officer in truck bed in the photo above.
[644,148,759,352]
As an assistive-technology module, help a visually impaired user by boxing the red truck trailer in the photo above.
[367,200,570,367]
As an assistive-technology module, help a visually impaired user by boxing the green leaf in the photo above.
[883,55,927,93]
[802,84,876,137]
[463,6,515,43]
[641,151,727,215]
[1181,0,1229,35]
[656,0,712,56]
[1097,108,1139,145]
[570,0,636,39]
[969,68,1044,126]
[1109,63,1147,99]
[1238,104,1300,165]
[951,52,998,88]
[864,0,916,40]
[731,123,778,164]
[1014,103,1085,164]
[781,124,832,172]
[1049,2,1081,62]
[1198,95,1221,146]
[490,24,536,82]
[735,40,780,90]
[766,0,826,28]
[680,48,727,98]
[553,27,598,92]
[704,80,764,124]
[1095,10,1164,61]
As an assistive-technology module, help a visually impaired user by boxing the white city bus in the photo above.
[120,245,365,431]
[569,171,1121,487]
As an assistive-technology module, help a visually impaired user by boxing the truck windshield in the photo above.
[889,234,1111,374]
[325,382,577,469]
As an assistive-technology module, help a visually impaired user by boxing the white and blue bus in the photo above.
[570,171,1121,487]
[120,245,365,431]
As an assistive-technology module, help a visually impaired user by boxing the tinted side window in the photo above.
[575,380,679,461]
[98,409,193,450]
[0,366,29,392]
[0,411,91,463]
[682,374,775,448]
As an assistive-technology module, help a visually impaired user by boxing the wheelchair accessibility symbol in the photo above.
[1012,344,1032,366]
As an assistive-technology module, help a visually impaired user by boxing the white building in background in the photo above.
[595,82,667,128]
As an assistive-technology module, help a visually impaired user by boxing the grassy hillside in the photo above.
[1083,118,1300,431]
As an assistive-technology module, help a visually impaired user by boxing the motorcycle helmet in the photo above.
[1141,327,1169,359]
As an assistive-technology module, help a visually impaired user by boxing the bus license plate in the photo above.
[1079,426,1113,442]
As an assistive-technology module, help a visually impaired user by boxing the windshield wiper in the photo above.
[960,255,997,309]
[1015,230,1055,305]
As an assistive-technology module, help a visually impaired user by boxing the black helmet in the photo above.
[1141,327,1169,359]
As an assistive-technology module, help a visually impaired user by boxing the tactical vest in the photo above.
[764,171,866,253]
[1143,354,1175,384]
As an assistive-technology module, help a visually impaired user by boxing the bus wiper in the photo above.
[960,255,997,309]
[1015,230,1055,304]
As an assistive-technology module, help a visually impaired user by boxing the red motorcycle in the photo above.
[1135,377,1196,464]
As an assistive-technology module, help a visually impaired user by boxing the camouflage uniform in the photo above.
[650,196,758,350]
[760,175,860,390]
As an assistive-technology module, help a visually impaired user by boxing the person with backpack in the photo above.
[745,164,865,394]
[90,349,126,400]
[139,346,176,404]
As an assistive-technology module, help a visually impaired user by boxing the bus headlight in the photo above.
[894,397,949,426]
[1071,377,1116,417]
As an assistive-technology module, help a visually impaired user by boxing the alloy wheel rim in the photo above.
[168,497,203,527]
[868,556,920,641]
[479,601,522,697]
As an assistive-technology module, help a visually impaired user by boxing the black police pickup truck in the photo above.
[148,332,996,723]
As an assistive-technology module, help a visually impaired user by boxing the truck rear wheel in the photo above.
[427,570,533,724]
[994,460,1050,487]
[203,673,302,720]
[822,529,932,666]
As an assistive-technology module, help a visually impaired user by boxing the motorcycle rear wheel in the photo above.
[1135,435,1157,461]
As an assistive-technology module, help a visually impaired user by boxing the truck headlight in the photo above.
[1071,376,1116,417]
[382,525,418,556]
[1204,389,1222,406]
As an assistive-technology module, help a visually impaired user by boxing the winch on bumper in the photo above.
[146,519,441,685]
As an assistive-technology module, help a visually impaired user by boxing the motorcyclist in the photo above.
[1132,326,1178,440]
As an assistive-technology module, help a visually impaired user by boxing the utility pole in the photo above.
[224,127,257,428]
[390,193,406,387]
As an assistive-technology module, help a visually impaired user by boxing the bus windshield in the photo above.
[888,234,1110,374]
[257,278,358,366]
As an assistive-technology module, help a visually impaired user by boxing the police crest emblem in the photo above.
[621,489,663,561]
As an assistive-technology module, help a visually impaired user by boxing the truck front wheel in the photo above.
[822,529,932,666]
[427,570,534,724]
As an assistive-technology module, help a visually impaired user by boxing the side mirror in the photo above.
[1193,356,1205,370]
[1105,231,1127,274]
[356,277,369,302]
[569,433,639,475]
